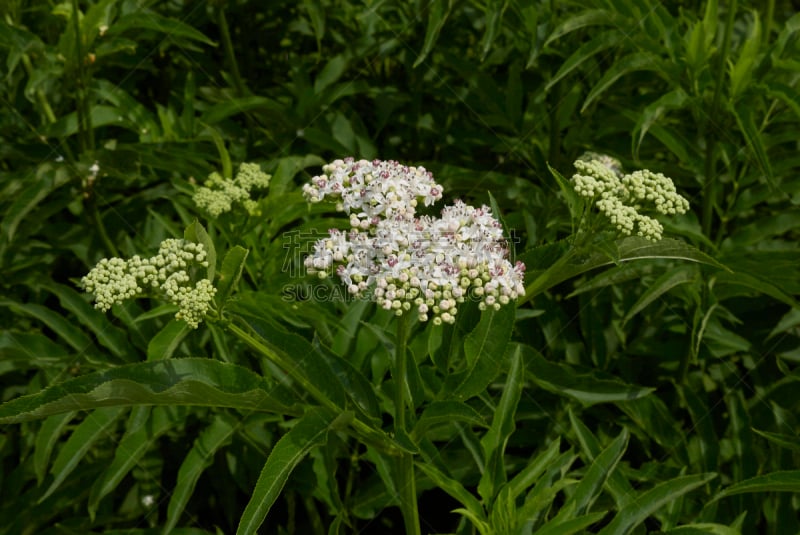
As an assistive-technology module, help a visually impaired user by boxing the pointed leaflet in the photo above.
[622,264,697,325]
[164,414,237,533]
[2,163,70,242]
[598,473,716,535]
[215,246,249,311]
[237,408,349,535]
[411,401,487,441]
[550,428,628,524]
[33,412,77,485]
[88,407,178,519]
[478,345,524,503]
[146,319,190,360]
[568,410,635,508]
[452,305,515,400]
[534,512,607,535]
[527,349,653,405]
[43,282,134,361]
[582,53,662,113]
[632,88,688,159]
[414,462,487,527]
[106,11,216,46]
[39,407,125,503]
[507,438,562,499]
[730,100,774,189]
[546,31,622,91]
[414,0,454,68]
[544,9,619,47]
[713,471,800,500]
[0,358,300,424]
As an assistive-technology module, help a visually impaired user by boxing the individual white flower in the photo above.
[193,163,271,217]
[81,239,216,328]
[571,156,689,241]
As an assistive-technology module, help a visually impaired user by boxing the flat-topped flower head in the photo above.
[302,158,443,228]
[81,239,216,328]
[193,162,271,217]
[571,155,689,241]
[304,159,525,324]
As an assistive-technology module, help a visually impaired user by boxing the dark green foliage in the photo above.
[1,1,799,534]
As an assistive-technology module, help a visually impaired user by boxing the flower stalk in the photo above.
[392,314,420,535]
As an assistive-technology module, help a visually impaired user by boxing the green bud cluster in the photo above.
[571,155,689,241]
[193,162,271,217]
[81,239,216,328]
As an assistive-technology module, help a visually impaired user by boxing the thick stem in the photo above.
[393,315,420,535]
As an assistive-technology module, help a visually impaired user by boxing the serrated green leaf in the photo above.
[88,406,177,519]
[545,9,618,47]
[0,358,301,424]
[411,401,487,440]
[730,100,774,188]
[527,350,653,405]
[39,407,125,503]
[479,0,508,62]
[415,462,487,526]
[508,438,562,499]
[201,96,286,125]
[146,319,190,360]
[546,31,622,91]
[2,164,70,242]
[33,412,77,485]
[414,0,454,68]
[713,470,800,501]
[453,305,514,400]
[623,264,697,324]
[548,163,583,223]
[553,428,628,522]
[237,408,348,535]
[752,429,800,453]
[535,511,607,535]
[0,300,102,359]
[478,344,523,503]
[107,12,216,46]
[568,410,635,508]
[598,473,716,535]
[215,246,248,311]
[633,88,688,158]
[582,53,661,113]
[43,282,134,361]
[729,12,761,101]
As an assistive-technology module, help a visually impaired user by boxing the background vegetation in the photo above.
[1,0,799,533]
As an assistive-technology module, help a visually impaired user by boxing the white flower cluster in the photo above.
[193,162,271,217]
[571,156,689,241]
[304,159,525,324]
[81,239,216,328]
[302,158,443,228]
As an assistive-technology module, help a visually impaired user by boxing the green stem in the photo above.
[393,315,420,535]
[92,202,119,257]
[519,246,579,306]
